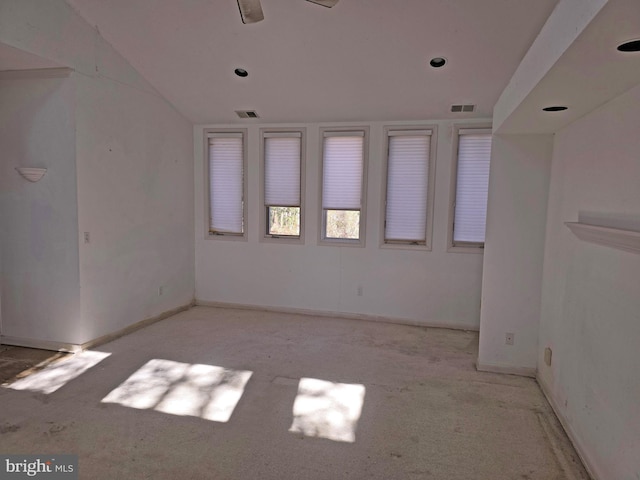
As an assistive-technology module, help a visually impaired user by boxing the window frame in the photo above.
[380,125,437,251]
[204,128,248,241]
[259,127,306,244]
[318,126,369,247]
[447,125,492,253]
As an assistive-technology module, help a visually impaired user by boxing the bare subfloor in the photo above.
[0,306,589,479]
[0,345,68,385]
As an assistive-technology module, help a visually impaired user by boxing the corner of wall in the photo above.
[477,134,553,373]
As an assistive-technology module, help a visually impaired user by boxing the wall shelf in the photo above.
[565,222,640,255]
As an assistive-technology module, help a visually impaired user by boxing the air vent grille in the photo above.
[236,110,260,119]
[451,104,475,113]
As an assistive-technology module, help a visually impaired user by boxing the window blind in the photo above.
[454,131,492,243]
[385,132,430,242]
[264,134,301,206]
[209,135,244,234]
[322,133,364,210]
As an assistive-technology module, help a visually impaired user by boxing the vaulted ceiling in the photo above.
[0,43,62,71]
[63,0,558,124]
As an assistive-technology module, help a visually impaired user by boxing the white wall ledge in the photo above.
[565,222,640,254]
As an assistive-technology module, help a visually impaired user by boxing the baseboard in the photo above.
[0,300,195,353]
[0,336,83,353]
[195,300,479,331]
[81,300,195,350]
[537,374,601,480]
[476,359,537,378]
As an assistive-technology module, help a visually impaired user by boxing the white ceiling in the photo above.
[0,43,62,71]
[496,0,640,134]
[64,0,558,124]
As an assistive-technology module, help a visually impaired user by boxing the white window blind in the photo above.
[264,133,301,206]
[385,131,431,242]
[454,130,492,244]
[209,134,244,234]
[322,133,364,210]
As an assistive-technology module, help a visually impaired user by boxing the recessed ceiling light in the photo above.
[234,68,248,77]
[429,57,447,68]
[542,106,568,112]
[617,39,640,52]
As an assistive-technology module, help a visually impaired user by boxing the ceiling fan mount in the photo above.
[237,0,339,24]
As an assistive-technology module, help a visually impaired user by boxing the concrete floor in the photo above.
[0,306,590,479]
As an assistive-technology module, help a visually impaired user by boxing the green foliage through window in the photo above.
[325,210,360,239]
[268,206,300,236]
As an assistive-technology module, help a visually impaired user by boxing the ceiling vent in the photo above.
[235,110,260,119]
[451,104,475,113]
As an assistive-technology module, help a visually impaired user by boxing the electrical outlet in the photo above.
[505,332,515,346]
[159,286,164,296]
[357,285,363,296]
[544,347,552,366]
[84,232,90,244]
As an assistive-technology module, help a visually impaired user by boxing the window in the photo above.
[382,127,436,248]
[449,127,492,250]
[320,128,368,245]
[260,129,305,242]
[206,130,247,238]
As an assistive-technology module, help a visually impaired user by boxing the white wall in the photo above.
[0,75,82,343]
[75,71,194,342]
[195,121,486,329]
[1,0,195,346]
[538,83,640,480]
[477,134,553,373]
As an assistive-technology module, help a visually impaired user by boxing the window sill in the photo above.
[318,238,364,248]
[380,242,431,252]
[447,244,484,254]
[260,235,304,245]
[206,232,247,242]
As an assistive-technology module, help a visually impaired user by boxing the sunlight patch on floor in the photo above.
[4,350,111,394]
[101,359,252,422]
[289,377,366,443]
